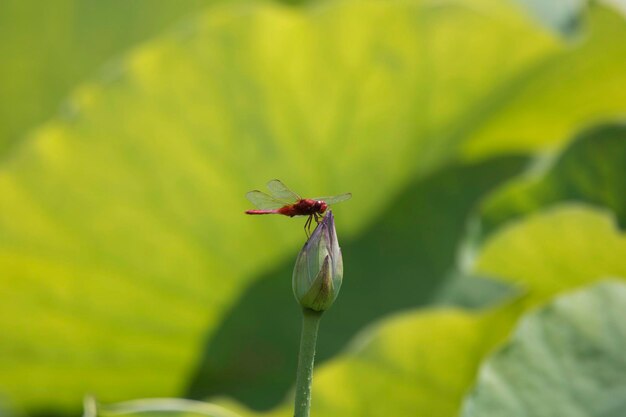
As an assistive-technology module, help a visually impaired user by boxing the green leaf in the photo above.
[474,205,626,306]
[462,281,626,417]
[1,0,626,414]
[477,123,626,239]
[459,6,626,159]
[0,0,210,153]
[93,398,244,417]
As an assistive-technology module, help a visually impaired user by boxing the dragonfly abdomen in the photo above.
[245,209,279,215]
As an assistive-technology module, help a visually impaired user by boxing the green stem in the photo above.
[293,308,323,417]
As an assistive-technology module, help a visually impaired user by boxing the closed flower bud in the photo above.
[292,210,343,311]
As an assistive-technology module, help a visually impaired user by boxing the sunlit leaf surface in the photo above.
[0,0,210,154]
[459,5,626,158]
[474,205,626,306]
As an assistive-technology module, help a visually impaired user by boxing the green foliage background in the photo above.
[0,0,625,416]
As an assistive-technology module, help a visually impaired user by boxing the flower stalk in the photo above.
[293,308,322,417]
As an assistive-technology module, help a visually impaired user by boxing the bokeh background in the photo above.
[1,0,625,416]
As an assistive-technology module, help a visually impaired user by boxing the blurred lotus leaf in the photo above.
[477,123,626,239]
[0,0,625,415]
[474,205,626,307]
[0,0,210,153]
[462,280,626,417]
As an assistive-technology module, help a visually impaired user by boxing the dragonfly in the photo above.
[245,179,352,235]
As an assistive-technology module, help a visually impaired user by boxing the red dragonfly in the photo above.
[245,179,352,234]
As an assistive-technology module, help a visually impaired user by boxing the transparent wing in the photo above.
[313,193,352,205]
[245,190,289,210]
[267,179,301,202]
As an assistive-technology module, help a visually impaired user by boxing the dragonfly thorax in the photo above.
[294,199,327,215]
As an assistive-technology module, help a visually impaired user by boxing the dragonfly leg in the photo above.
[304,215,312,238]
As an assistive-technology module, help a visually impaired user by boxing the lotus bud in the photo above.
[292,210,343,311]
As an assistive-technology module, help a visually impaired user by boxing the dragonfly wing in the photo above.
[246,190,289,210]
[313,193,352,205]
[267,179,301,202]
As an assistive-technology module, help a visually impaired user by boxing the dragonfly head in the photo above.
[317,201,328,213]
